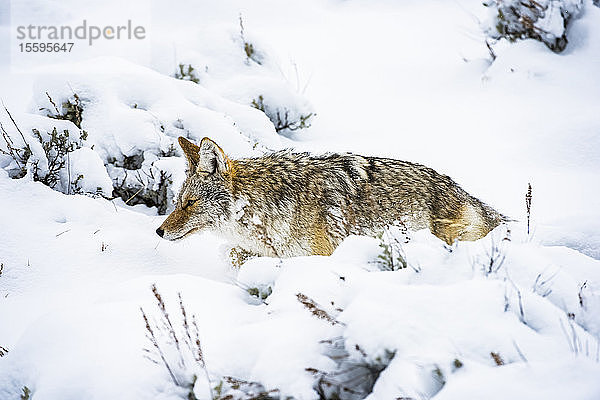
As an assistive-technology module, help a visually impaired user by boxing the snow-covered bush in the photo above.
[20,386,31,400]
[169,17,315,138]
[0,109,112,196]
[174,63,201,84]
[142,284,290,400]
[213,376,287,400]
[251,94,313,135]
[483,0,584,52]
[108,150,181,214]
[28,127,85,192]
[376,224,411,271]
[239,15,266,66]
[309,337,396,400]
[41,92,84,129]
[26,57,281,214]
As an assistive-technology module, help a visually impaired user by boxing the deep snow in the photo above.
[1,0,599,399]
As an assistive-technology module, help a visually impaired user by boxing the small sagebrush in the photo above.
[308,337,396,400]
[43,92,84,129]
[483,0,583,53]
[247,286,272,301]
[251,95,313,134]
[213,376,285,400]
[1,104,88,194]
[174,64,200,84]
[31,127,87,190]
[239,14,263,65]
[20,386,31,400]
[376,224,409,271]
[112,168,173,214]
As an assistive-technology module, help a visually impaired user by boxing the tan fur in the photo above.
[310,217,336,256]
[157,137,506,257]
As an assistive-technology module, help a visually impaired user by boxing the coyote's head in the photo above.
[156,137,233,241]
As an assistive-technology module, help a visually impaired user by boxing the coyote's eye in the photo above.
[183,199,197,209]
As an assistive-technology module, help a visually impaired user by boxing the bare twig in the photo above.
[124,186,145,205]
[46,92,60,115]
[0,122,24,169]
[2,101,30,150]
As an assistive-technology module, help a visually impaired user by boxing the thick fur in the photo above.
[157,137,505,257]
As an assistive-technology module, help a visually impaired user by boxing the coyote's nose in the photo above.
[156,227,164,238]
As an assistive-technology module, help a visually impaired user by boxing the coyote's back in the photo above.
[156,137,505,258]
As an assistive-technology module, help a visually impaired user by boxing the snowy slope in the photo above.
[1,174,599,399]
[1,0,600,399]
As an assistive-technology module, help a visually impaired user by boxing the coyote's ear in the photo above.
[198,137,229,175]
[178,137,201,172]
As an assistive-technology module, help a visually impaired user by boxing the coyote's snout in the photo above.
[157,137,505,258]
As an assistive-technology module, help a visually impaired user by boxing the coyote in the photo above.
[156,137,505,258]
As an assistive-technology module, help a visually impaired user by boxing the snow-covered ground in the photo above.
[1,0,599,399]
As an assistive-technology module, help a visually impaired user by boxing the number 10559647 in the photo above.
[19,42,74,52]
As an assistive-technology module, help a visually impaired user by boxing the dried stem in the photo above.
[140,307,180,385]
[296,293,340,325]
[525,183,532,235]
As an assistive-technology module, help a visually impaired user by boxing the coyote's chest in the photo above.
[221,196,308,257]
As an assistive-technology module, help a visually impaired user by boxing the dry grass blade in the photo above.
[296,293,340,325]
[46,92,61,114]
[140,307,179,385]
[124,186,145,205]
[190,315,205,366]
[151,284,185,367]
[179,292,193,350]
[2,101,30,149]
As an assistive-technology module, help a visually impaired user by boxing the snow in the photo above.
[1,0,600,399]
[64,147,113,194]
[435,358,600,400]
[30,57,282,159]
